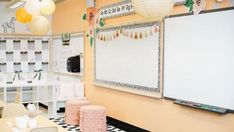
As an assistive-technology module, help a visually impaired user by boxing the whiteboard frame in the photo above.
[163,7,234,109]
[52,32,85,77]
[93,22,162,98]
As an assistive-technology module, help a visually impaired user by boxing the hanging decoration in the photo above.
[216,0,224,2]
[15,0,56,35]
[29,16,50,35]
[193,0,206,15]
[131,0,174,21]
[16,8,32,23]
[96,24,160,42]
[25,0,42,16]
[40,0,56,16]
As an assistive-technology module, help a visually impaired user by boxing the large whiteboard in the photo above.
[164,8,234,110]
[94,22,161,97]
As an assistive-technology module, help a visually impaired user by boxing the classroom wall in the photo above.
[52,0,234,131]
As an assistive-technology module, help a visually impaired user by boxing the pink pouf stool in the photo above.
[80,105,107,132]
[65,99,91,125]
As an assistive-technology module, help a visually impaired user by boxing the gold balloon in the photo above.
[29,16,50,35]
[16,8,32,23]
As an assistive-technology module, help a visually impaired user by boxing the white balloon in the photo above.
[132,0,174,21]
[40,0,56,15]
[29,16,50,35]
[25,0,42,16]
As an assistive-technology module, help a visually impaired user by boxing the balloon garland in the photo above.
[15,0,56,35]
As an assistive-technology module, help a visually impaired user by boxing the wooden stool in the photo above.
[65,99,90,125]
[80,105,106,132]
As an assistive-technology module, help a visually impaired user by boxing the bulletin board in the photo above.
[52,33,84,76]
[94,22,161,98]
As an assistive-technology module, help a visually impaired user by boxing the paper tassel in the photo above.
[130,31,133,39]
[150,29,153,36]
[154,26,159,33]
[100,35,103,41]
[134,32,138,39]
[140,32,143,39]
[193,0,206,15]
[113,33,116,39]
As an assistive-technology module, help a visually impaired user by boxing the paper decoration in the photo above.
[193,0,206,15]
[83,7,106,47]
[96,24,160,42]
[87,7,98,28]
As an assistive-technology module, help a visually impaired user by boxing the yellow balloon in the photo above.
[16,8,32,23]
[40,0,56,15]
[29,16,50,35]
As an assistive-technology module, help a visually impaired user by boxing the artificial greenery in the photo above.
[185,0,194,12]
[82,13,87,20]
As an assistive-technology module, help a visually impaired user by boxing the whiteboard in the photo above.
[52,33,84,75]
[94,22,160,96]
[164,8,234,110]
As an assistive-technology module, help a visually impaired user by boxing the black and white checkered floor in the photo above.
[50,117,126,132]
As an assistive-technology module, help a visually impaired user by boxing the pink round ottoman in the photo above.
[65,99,91,125]
[80,105,106,132]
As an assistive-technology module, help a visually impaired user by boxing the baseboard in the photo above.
[107,116,150,132]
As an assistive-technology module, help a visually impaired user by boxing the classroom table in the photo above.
[0,115,68,132]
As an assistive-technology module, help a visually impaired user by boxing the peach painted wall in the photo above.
[52,0,234,131]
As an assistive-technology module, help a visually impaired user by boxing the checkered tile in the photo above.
[50,117,126,132]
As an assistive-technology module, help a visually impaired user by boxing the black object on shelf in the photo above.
[13,40,21,43]
[42,40,49,43]
[28,40,35,43]
[67,55,80,73]
[174,99,228,114]
[0,40,6,43]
